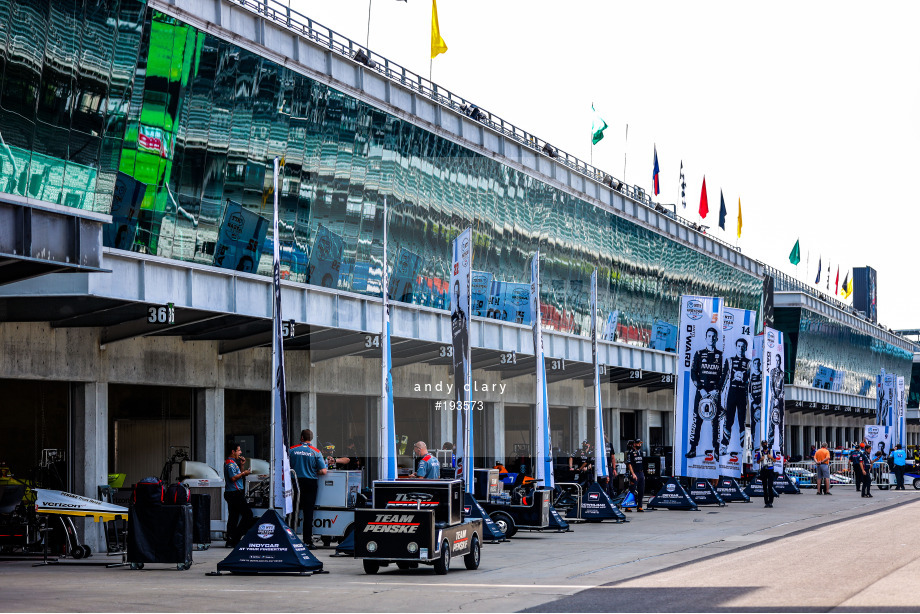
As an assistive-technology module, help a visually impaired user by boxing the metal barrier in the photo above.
[553,482,584,522]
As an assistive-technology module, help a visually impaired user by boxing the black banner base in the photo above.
[688,479,726,506]
[216,509,323,575]
[716,476,750,502]
[744,478,781,499]
[547,505,572,531]
[648,478,698,511]
[565,482,626,522]
[333,529,354,556]
[775,474,802,494]
[464,493,507,542]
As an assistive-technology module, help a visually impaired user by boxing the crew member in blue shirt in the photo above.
[410,441,440,479]
[224,442,254,547]
[290,429,327,546]
[891,444,908,490]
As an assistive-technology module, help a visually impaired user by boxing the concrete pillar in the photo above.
[493,400,505,464]
[195,387,225,529]
[440,402,453,449]
[290,391,316,443]
[73,382,108,552]
[195,388,225,473]
[576,405,588,449]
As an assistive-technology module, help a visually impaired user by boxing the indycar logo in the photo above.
[686,299,704,320]
[723,311,734,330]
[257,523,274,539]
[365,514,420,534]
[766,330,776,349]
[588,493,600,501]
[666,483,676,493]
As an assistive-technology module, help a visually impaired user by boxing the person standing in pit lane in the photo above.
[858,443,873,498]
[756,440,776,508]
[223,442,254,547]
[625,438,645,513]
[289,429,328,547]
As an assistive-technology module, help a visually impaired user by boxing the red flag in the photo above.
[835,266,839,294]
[699,176,709,218]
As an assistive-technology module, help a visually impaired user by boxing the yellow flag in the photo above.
[431,0,448,59]
[737,197,742,239]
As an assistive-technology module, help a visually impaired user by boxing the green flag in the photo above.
[591,104,608,145]
[789,239,801,266]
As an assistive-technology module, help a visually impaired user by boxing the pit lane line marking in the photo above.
[348,582,600,589]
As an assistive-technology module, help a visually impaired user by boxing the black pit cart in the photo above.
[356,479,482,574]
[477,486,551,538]
[354,508,482,574]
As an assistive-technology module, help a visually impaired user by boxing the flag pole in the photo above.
[365,0,373,49]
[623,123,628,184]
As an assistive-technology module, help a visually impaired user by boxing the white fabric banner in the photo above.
[379,197,397,481]
[718,307,755,478]
[896,376,906,449]
[750,334,764,454]
[270,158,293,515]
[591,270,608,479]
[674,295,724,479]
[762,327,786,470]
[865,425,892,458]
[450,228,473,492]
[531,253,554,487]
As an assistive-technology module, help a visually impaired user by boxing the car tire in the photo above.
[363,560,380,575]
[913,478,920,490]
[433,540,451,575]
[489,511,516,538]
[464,536,480,570]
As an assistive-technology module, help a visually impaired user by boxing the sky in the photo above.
[290,0,920,331]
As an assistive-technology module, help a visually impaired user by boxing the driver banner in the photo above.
[718,307,755,478]
[674,295,724,479]
[761,327,786,468]
[864,425,892,459]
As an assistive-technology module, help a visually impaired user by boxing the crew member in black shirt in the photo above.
[625,438,645,512]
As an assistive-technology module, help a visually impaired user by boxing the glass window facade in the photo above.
[0,0,146,211]
[775,307,914,397]
[0,6,763,347]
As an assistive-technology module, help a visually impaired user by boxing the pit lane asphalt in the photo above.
[3,485,918,613]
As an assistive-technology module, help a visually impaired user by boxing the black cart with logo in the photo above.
[354,479,482,575]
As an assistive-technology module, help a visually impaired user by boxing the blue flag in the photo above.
[718,191,727,230]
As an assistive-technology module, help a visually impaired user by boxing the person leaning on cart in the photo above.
[290,429,328,547]
[223,442,254,547]
[409,442,440,479]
